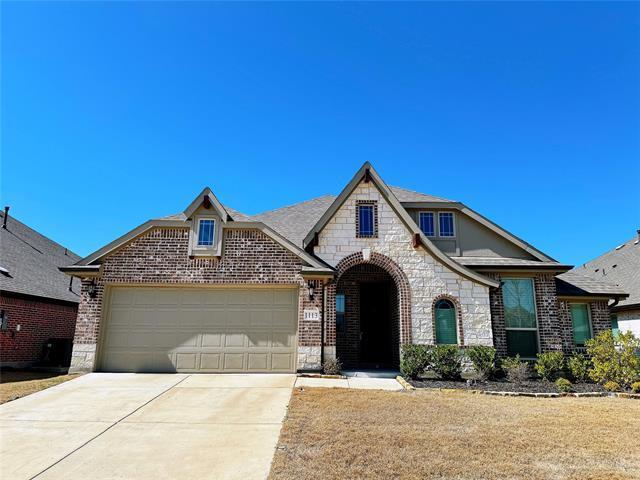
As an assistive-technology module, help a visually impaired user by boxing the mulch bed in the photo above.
[410,378,606,393]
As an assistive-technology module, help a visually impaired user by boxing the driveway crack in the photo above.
[29,375,191,479]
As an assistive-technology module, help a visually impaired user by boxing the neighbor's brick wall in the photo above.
[314,180,493,347]
[0,293,77,366]
[70,227,323,372]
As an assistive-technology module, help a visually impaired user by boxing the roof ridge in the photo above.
[575,234,639,270]
[0,211,81,260]
[251,194,336,217]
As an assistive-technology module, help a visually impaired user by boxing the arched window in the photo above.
[434,299,457,345]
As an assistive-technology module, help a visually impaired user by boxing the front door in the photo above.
[359,282,393,368]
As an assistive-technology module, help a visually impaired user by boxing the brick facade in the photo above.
[70,227,324,372]
[489,272,613,357]
[0,293,77,367]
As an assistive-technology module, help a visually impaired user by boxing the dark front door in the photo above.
[359,282,393,368]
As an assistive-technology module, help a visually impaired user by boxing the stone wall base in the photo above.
[69,343,97,373]
[297,346,322,371]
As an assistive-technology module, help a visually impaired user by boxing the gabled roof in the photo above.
[564,233,640,308]
[0,211,81,303]
[301,162,500,288]
[452,257,571,270]
[183,187,231,221]
[388,186,454,203]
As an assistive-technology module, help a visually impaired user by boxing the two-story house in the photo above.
[61,163,627,373]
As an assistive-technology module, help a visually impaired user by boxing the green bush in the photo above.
[466,346,497,381]
[322,358,342,376]
[631,381,640,394]
[555,377,573,393]
[534,351,565,381]
[603,380,621,392]
[586,330,640,389]
[400,344,432,379]
[567,353,591,383]
[431,345,462,380]
[501,355,530,383]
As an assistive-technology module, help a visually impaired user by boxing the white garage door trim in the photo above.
[97,285,299,373]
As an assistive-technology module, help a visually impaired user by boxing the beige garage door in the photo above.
[100,287,298,373]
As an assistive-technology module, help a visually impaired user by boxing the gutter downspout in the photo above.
[320,280,326,367]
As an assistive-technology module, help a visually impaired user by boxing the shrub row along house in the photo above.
[61,163,628,373]
[0,208,81,368]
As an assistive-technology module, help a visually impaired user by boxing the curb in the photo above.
[297,373,347,380]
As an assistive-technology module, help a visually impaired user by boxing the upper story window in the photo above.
[197,219,216,246]
[438,212,455,237]
[356,201,378,238]
[419,212,435,237]
[502,278,538,358]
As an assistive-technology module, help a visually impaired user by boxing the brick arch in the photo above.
[431,294,465,346]
[334,251,412,346]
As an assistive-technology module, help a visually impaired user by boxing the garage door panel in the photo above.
[272,353,294,371]
[226,310,250,326]
[101,287,297,373]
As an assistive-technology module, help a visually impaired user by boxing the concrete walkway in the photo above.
[295,376,404,391]
[0,373,295,480]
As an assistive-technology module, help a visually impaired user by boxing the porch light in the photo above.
[308,281,315,300]
[87,280,98,299]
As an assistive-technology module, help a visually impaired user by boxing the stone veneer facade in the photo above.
[314,181,493,353]
[70,227,324,372]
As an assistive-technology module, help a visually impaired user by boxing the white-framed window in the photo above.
[197,218,216,247]
[419,212,435,237]
[438,212,455,237]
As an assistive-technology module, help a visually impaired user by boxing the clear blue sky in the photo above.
[2,2,639,265]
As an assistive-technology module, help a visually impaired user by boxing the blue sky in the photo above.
[2,1,638,265]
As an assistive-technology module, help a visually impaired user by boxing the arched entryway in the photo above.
[330,252,411,370]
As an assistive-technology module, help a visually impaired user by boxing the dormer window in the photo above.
[190,215,221,256]
[197,219,215,246]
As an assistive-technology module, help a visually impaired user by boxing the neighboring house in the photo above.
[0,208,81,368]
[559,232,639,337]
[61,163,627,373]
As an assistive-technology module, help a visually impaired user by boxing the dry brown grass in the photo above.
[270,388,640,480]
[0,371,81,404]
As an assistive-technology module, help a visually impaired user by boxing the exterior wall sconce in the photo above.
[308,281,315,301]
[87,280,98,299]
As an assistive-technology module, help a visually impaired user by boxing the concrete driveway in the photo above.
[0,373,295,480]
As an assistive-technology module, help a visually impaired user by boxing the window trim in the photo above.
[196,218,216,247]
[418,211,435,237]
[502,277,540,359]
[189,214,222,256]
[437,211,456,238]
[434,298,458,345]
[569,302,593,347]
[355,200,378,238]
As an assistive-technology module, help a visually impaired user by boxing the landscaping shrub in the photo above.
[466,346,497,381]
[555,377,573,393]
[431,345,462,380]
[501,355,530,383]
[322,358,342,376]
[534,351,565,381]
[603,381,621,392]
[567,353,591,383]
[400,344,432,379]
[632,381,640,394]
[586,330,640,389]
